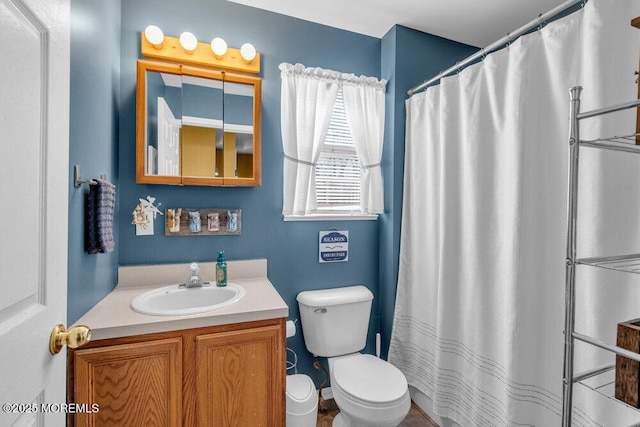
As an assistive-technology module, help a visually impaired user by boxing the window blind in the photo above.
[316,88,361,210]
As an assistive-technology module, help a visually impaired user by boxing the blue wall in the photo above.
[118,0,381,387]
[68,0,121,324]
[68,0,477,387]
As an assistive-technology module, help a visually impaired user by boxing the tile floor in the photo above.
[316,398,439,427]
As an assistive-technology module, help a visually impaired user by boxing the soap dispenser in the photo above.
[216,251,227,287]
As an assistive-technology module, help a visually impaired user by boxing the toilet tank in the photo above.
[296,286,373,357]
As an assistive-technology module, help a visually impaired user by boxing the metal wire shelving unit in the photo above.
[562,86,640,426]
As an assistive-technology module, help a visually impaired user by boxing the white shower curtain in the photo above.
[389,0,640,426]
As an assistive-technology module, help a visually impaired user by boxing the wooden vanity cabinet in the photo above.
[68,318,285,426]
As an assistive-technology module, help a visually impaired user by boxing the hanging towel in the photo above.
[86,179,116,254]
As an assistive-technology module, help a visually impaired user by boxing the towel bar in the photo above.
[74,165,106,188]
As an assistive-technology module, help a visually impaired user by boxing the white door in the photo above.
[0,0,70,425]
[157,97,181,176]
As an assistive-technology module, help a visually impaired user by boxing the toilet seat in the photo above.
[332,354,408,407]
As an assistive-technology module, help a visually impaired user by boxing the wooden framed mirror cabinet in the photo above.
[136,59,262,186]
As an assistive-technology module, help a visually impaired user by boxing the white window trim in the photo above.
[283,213,378,221]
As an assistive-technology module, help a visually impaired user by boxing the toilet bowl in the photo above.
[296,286,411,427]
[328,354,410,427]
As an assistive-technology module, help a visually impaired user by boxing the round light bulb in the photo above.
[210,37,228,59]
[240,43,256,64]
[144,25,164,49]
[179,31,198,54]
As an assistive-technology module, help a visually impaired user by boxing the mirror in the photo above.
[223,81,255,179]
[180,74,223,179]
[136,60,261,186]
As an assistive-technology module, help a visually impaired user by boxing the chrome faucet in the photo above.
[184,262,204,288]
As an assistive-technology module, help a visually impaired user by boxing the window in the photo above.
[315,88,361,212]
[280,62,385,220]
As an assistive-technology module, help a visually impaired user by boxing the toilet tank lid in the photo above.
[297,285,373,307]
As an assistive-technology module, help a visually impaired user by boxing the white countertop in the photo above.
[73,259,289,341]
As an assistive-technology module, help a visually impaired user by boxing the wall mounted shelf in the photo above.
[165,208,241,236]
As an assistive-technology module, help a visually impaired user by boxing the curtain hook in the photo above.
[536,14,544,31]
[481,48,487,61]
[455,61,461,74]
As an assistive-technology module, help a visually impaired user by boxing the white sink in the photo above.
[131,283,245,316]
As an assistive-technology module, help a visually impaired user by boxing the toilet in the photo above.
[297,286,410,427]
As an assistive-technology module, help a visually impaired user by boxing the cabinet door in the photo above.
[73,338,182,426]
[195,324,284,426]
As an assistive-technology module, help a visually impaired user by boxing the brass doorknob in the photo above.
[49,324,91,355]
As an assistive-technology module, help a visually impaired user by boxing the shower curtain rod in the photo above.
[407,0,584,96]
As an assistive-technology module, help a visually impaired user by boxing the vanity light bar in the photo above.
[141,31,260,74]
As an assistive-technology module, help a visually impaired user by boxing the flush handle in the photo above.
[49,324,91,355]
[314,308,327,314]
